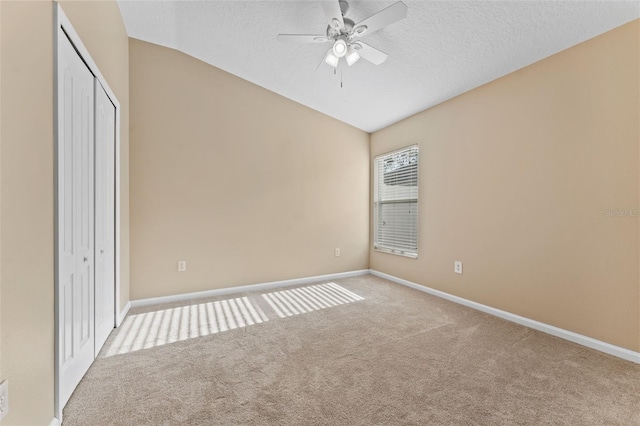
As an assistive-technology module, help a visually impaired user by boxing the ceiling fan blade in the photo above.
[353,42,388,65]
[320,0,344,30]
[351,1,407,38]
[277,34,331,44]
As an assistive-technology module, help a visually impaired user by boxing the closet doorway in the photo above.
[55,6,121,418]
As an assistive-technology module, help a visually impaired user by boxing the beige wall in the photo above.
[0,0,3,394]
[0,1,129,424]
[1,2,55,424]
[371,20,640,352]
[129,39,369,300]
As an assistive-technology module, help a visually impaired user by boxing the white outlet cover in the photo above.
[0,379,8,420]
[454,261,463,274]
[177,260,187,272]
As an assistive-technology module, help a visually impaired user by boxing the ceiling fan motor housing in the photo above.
[327,17,355,38]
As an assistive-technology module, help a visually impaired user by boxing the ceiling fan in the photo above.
[277,0,408,68]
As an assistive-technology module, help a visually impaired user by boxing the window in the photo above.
[373,145,419,258]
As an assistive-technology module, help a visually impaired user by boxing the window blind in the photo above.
[373,145,418,258]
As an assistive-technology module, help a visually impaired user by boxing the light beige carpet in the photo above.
[63,275,640,425]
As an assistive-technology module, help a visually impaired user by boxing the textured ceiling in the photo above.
[117,1,640,132]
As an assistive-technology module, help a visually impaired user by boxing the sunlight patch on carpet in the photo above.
[262,282,364,318]
[103,283,364,357]
[104,296,268,357]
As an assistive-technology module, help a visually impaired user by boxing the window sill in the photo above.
[373,247,418,259]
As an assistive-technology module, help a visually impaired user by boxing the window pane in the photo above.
[374,145,418,257]
[377,201,418,251]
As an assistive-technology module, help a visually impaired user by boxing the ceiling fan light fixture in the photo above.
[325,51,339,68]
[332,38,348,58]
[346,45,360,66]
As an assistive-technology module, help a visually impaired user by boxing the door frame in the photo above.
[54,3,122,420]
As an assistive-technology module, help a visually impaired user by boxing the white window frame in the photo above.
[373,145,419,258]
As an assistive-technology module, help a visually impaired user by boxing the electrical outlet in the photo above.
[0,379,9,421]
[454,261,463,274]
[335,248,340,257]
[177,260,187,272]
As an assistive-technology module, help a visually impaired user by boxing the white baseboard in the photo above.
[49,418,61,426]
[116,301,131,326]
[130,269,370,308]
[370,270,640,364]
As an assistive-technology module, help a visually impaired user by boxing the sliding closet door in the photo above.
[94,83,116,354]
[57,29,96,408]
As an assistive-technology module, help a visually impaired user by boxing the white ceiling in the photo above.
[117,1,639,133]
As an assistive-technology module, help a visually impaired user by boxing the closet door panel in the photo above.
[57,29,95,409]
[94,82,116,354]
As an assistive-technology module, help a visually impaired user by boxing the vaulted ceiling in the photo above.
[117,1,639,132]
